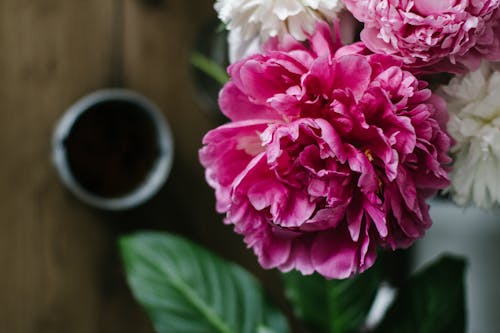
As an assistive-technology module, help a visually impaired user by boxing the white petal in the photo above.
[440,61,500,208]
[214,0,343,62]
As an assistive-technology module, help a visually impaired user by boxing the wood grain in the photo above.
[0,0,296,332]
[0,1,129,331]
[0,0,181,331]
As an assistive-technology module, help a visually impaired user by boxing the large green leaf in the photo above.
[375,255,466,333]
[283,262,383,333]
[120,232,289,333]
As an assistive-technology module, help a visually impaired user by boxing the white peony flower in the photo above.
[440,62,500,208]
[215,0,344,62]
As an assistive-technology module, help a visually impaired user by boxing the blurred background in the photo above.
[2,1,500,333]
[0,0,288,332]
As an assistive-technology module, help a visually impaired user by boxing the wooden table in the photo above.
[0,1,288,332]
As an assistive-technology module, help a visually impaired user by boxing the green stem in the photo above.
[190,51,229,85]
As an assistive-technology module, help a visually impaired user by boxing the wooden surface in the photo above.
[0,1,288,332]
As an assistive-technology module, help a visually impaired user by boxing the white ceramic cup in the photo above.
[52,89,174,210]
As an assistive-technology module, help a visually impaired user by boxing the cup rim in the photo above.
[52,88,174,210]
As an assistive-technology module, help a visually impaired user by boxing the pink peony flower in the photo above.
[199,23,452,279]
[343,0,500,73]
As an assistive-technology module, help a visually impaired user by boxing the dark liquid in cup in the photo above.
[64,100,160,198]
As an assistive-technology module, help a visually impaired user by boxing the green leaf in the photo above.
[283,272,329,332]
[261,298,290,333]
[120,232,289,333]
[190,51,229,85]
[283,262,383,333]
[374,255,466,333]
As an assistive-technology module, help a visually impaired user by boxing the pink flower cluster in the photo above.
[199,24,452,278]
[344,0,500,73]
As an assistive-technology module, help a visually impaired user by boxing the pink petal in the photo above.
[311,230,359,279]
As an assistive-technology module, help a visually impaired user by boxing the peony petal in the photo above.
[333,54,372,100]
[278,235,315,274]
[363,195,388,238]
[347,196,364,242]
[238,59,294,102]
[256,227,294,268]
[346,0,500,73]
[302,204,348,231]
[200,15,452,279]
[311,230,359,279]
[272,190,316,227]
[219,82,282,121]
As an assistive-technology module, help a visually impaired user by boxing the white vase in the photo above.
[413,199,500,333]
